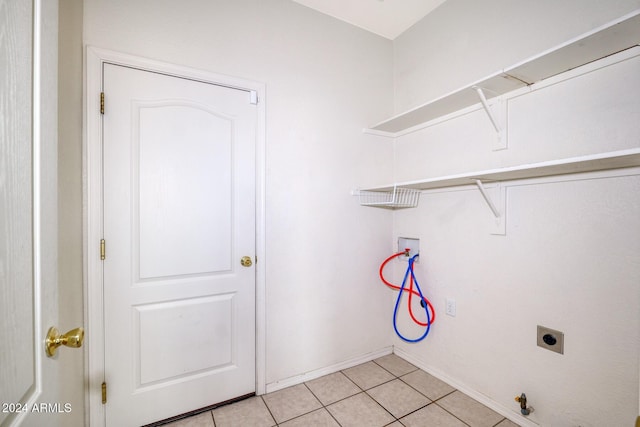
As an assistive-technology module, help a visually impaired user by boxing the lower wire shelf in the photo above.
[355,186,420,209]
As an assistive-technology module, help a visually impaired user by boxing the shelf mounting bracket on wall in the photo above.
[474,87,508,151]
[475,179,506,235]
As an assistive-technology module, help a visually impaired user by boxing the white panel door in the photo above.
[1,1,68,426]
[102,63,256,426]
[0,2,36,423]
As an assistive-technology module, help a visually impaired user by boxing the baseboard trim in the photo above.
[265,346,393,394]
[393,347,539,427]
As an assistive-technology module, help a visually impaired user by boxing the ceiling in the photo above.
[292,0,448,40]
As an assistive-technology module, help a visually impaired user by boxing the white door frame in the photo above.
[84,46,267,426]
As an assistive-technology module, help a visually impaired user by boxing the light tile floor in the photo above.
[165,354,522,427]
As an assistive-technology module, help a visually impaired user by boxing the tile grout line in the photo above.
[430,398,474,427]
[361,390,402,425]
[370,358,439,423]
[395,359,494,426]
[300,368,403,426]
[393,374,454,423]
[378,361,477,426]
[368,359,415,423]
[390,355,518,426]
[343,360,408,393]
[429,390,517,427]
[364,385,433,425]
[371,358,420,378]
[415,388,473,427]
[491,418,509,427]
[395,372,442,404]
[301,381,345,427]
[258,395,279,427]
[305,362,402,426]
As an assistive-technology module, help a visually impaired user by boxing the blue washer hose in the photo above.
[392,254,432,342]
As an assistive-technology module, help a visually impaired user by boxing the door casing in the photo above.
[84,46,266,427]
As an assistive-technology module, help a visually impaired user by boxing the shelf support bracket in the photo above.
[474,87,508,151]
[475,180,500,218]
[475,180,506,235]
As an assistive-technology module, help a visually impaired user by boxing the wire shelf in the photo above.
[357,186,420,209]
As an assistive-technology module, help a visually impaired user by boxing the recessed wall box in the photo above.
[537,325,564,354]
[398,237,419,261]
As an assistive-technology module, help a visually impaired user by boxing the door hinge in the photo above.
[100,239,106,260]
[100,92,105,115]
[101,382,107,404]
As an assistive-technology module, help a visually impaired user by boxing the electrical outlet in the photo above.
[445,298,456,317]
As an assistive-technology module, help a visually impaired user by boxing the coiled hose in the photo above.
[379,251,435,342]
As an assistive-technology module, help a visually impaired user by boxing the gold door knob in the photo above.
[240,256,253,267]
[45,326,84,357]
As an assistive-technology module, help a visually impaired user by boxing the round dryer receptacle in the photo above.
[542,334,557,346]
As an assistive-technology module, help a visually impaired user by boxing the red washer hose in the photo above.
[379,251,436,327]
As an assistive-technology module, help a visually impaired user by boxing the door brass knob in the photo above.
[45,326,84,357]
[240,256,253,267]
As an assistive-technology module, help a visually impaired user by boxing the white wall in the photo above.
[82,0,395,388]
[391,1,640,425]
[75,1,640,424]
